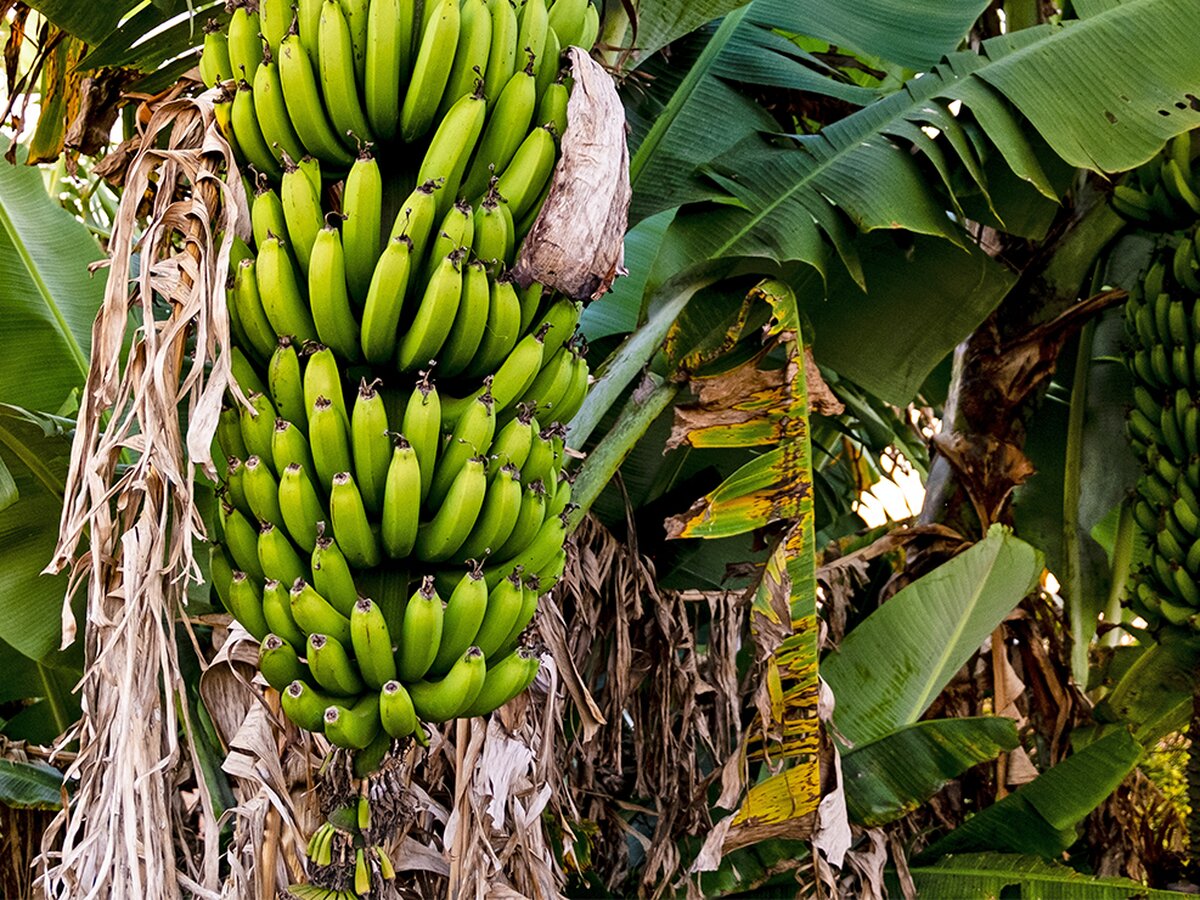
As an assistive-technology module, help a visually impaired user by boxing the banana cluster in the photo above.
[201,0,602,752]
[1122,219,1200,632]
[1110,134,1200,231]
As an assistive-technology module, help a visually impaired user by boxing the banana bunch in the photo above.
[1122,215,1200,632]
[1110,133,1200,231]
[204,0,603,759]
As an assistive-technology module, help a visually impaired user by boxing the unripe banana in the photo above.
[430,564,490,674]
[257,233,318,341]
[430,389,497,505]
[537,78,569,139]
[437,0,492,121]
[387,179,442,262]
[408,647,486,722]
[253,50,307,165]
[459,647,540,717]
[483,0,519,107]
[278,31,356,166]
[487,406,536,476]
[225,570,270,639]
[417,456,489,562]
[310,396,354,491]
[520,342,574,412]
[201,21,233,89]
[225,457,250,515]
[496,125,557,221]
[471,193,513,267]
[416,89,488,217]
[210,544,235,612]
[259,634,307,691]
[229,345,267,398]
[341,0,371,81]
[534,298,582,360]
[279,462,327,552]
[493,579,540,658]
[218,412,247,473]
[495,479,547,557]
[518,279,542,334]
[324,694,381,749]
[350,380,392,514]
[243,454,285,528]
[273,419,316,481]
[259,0,291,52]
[516,0,548,79]
[347,597,396,690]
[472,572,525,657]
[381,434,422,558]
[311,529,361,616]
[307,631,366,695]
[462,65,537,201]
[400,0,462,143]
[490,324,549,410]
[262,578,308,648]
[396,576,444,682]
[259,522,309,586]
[437,261,493,379]
[279,155,323,277]
[553,351,590,423]
[533,24,561,99]
[403,370,442,502]
[397,250,467,371]
[547,0,586,49]
[291,578,354,643]
[425,201,477,283]
[296,0,323,62]
[231,76,284,179]
[307,221,362,363]
[318,0,374,146]
[361,236,415,364]
[227,4,263,83]
[455,463,523,562]
[331,471,382,568]
[281,679,332,732]
[231,259,278,361]
[491,511,567,586]
[365,0,413,140]
[578,1,600,49]
[268,337,308,429]
[464,273,523,376]
[342,150,384,306]
[239,392,279,464]
[222,502,265,578]
[380,680,418,737]
[544,470,573,519]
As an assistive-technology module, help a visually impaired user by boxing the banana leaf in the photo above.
[0,759,65,811]
[899,853,1184,898]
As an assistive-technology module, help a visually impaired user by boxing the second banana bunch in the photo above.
[200,0,602,754]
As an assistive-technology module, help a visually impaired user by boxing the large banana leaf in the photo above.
[0,759,65,810]
[921,728,1143,858]
[821,525,1043,748]
[842,717,1019,826]
[900,853,1184,898]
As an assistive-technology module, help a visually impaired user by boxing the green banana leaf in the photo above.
[1091,640,1195,745]
[899,853,1184,898]
[821,525,1043,748]
[842,717,1019,826]
[627,0,752,63]
[0,759,66,810]
[921,728,1143,859]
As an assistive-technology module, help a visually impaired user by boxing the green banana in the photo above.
[490,324,549,410]
[455,463,523,562]
[488,406,535,475]
[381,434,422,558]
[472,572,524,657]
[496,125,557,220]
[210,544,235,612]
[471,192,512,267]
[459,647,539,717]
[226,570,270,639]
[331,471,382,568]
[533,23,561,99]
[260,0,291,51]
[361,235,415,364]
[354,849,370,896]
[222,502,265,578]
[495,479,547,558]
[341,0,371,82]
[312,529,361,616]
[251,174,288,250]
[279,462,326,552]
[578,1,599,49]
[308,632,366,695]
[243,454,285,528]
[291,579,354,644]
[364,0,413,140]
[350,597,398,689]
[280,155,324,276]
[494,578,539,657]
[259,634,307,691]
[308,220,363,362]
[310,395,354,491]
[278,31,355,166]
[462,63,537,201]
[281,679,332,732]
[342,150,384,306]
[324,695,381,749]
[397,250,466,372]
[547,0,585,48]
[416,456,489,562]
[400,0,462,142]
[520,342,574,412]
[257,233,317,341]
[218,406,248,460]
[273,417,316,477]
[225,457,251,517]
[227,4,263,83]
[318,0,374,146]
[351,379,392,514]
[491,511,567,586]
[231,76,283,180]
[437,0,492,120]
[416,89,488,217]
[387,179,442,259]
[483,0,519,107]
[231,259,278,361]
[534,297,582,360]
[408,647,486,722]
[263,578,308,648]
[464,272,523,377]
[229,345,268,397]
[516,0,548,80]
[402,369,442,502]
[259,522,310,586]
[380,680,418,737]
[304,343,350,424]
[425,200,476,278]
[430,564,490,674]
[297,0,323,62]
[253,50,307,165]
[396,576,444,682]
[537,77,569,138]
[430,389,496,505]
[438,260,492,378]
[544,471,573,519]
[201,21,233,89]
[239,392,279,464]
[268,337,307,429]
[553,350,589,423]
[517,279,542,334]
